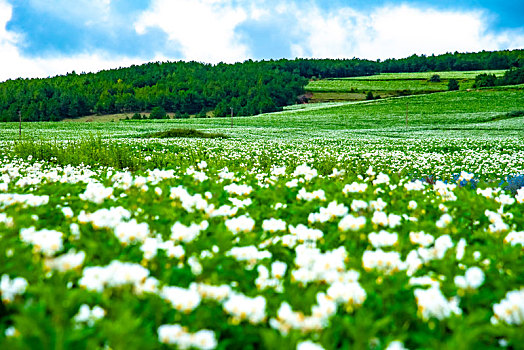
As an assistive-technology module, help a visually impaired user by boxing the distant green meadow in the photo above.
[305,70,509,99]
[1,73,524,350]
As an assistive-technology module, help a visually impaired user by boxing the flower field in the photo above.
[1,85,524,349]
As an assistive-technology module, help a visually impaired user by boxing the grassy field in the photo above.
[305,70,508,102]
[1,74,524,350]
[345,70,507,80]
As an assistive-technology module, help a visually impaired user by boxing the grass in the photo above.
[345,70,507,80]
[0,78,522,142]
[305,70,509,102]
[307,79,449,93]
[11,136,145,170]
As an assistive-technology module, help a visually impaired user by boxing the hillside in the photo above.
[0,49,523,122]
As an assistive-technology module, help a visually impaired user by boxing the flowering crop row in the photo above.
[1,150,523,349]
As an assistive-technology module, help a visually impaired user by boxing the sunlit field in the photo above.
[1,82,524,349]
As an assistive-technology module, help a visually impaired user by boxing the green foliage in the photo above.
[11,136,144,171]
[473,73,497,88]
[149,106,167,120]
[429,74,441,82]
[366,91,375,100]
[448,79,460,91]
[1,80,524,348]
[497,67,524,86]
[142,128,229,139]
[0,50,522,122]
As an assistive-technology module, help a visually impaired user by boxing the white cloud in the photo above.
[0,0,164,82]
[287,3,524,60]
[134,0,250,63]
[1,0,524,81]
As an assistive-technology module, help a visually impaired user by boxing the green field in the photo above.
[305,70,509,102]
[1,74,524,350]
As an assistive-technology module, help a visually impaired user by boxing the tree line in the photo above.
[0,49,522,122]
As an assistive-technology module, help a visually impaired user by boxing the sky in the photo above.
[1,0,523,81]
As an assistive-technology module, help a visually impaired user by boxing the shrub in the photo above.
[473,73,497,88]
[141,128,229,139]
[150,106,167,120]
[428,74,441,82]
[448,79,459,91]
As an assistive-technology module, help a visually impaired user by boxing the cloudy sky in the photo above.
[1,0,523,81]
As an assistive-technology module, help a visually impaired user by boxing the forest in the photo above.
[0,49,523,122]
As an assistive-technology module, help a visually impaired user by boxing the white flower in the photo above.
[370,198,387,211]
[368,230,398,248]
[74,304,106,327]
[227,246,271,266]
[171,220,208,242]
[114,219,150,245]
[404,180,425,191]
[492,289,524,325]
[456,238,467,260]
[338,215,366,232]
[44,249,86,272]
[343,182,368,194]
[79,182,113,204]
[414,286,462,320]
[386,340,409,350]
[297,340,326,350]
[262,218,287,233]
[20,227,63,256]
[350,199,368,212]
[188,256,203,275]
[326,281,367,306]
[297,188,326,201]
[223,293,266,324]
[225,215,255,234]
[224,183,253,196]
[271,261,288,279]
[1,275,28,303]
[436,213,452,228]
[292,164,318,181]
[61,206,74,218]
[409,231,434,247]
[79,260,149,293]
[371,211,388,226]
[362,249,406,274]
[158,324,217,350]
[161,286,202,313]
[504,231,524,246]
[289,224,323,242]
[373,173,390,185]
[516,188,524,204]
[454,266,485,290]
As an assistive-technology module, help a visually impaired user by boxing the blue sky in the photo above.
[1,0,523,81]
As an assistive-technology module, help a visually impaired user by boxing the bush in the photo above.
[499,67,524,85]
[365,91,374,100]
[142,128,229,139]
[473,73,497,88]
[448,79,459,91]
[149,106,167,120]
[428,74,441,82]
[131,113,142,120]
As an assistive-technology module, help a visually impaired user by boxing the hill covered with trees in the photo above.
[0,49,522,122]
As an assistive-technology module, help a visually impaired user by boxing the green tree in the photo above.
[448,79,459,91]
[149,106,166,119]
[428,74,441,82]
[473,73,497,88]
